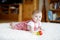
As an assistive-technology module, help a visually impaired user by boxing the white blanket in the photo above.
[0,22,60,40]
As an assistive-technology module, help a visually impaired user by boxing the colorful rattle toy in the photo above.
[36,30,43,35]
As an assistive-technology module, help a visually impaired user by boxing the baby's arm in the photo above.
[27,25,31,31]
[27,22,33,32]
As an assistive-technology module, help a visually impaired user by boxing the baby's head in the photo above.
[32,11,42,22]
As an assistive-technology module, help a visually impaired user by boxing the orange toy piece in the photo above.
[39,31,43,35]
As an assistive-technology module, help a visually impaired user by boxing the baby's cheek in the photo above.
[39,19,41,21]
[33,16,37,19]
[39,18,42,21]
[33,18,37,21]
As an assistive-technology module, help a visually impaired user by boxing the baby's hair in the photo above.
[32,10,39,15]
[32,11,42,17]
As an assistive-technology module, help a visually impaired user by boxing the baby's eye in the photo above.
[39,16,41,18]
[35,16,37,17]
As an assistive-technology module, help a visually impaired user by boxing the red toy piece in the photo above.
[39,31,43,35]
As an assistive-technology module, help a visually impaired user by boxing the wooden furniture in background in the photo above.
[0,4,22,21]
[47,0,60,23]
[42,0,46,22]
[22,0,39,21]
[0,0,39,22]
[22,0,34,21]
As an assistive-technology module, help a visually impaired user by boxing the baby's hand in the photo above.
[38,27,45,31]
[27,25,31,31]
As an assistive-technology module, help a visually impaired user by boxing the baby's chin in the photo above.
[37,21,41,22]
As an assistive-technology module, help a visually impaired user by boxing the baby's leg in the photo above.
[10,22,22,30]
[10,22,14,29]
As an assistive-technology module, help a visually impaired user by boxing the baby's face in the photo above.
[32,12,42,22]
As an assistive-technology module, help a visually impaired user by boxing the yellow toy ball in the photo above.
[33,31,40,35]
[36,31,40,35]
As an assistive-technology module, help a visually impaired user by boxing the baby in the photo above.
[27,11,42,33]
[10,11,42,33]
